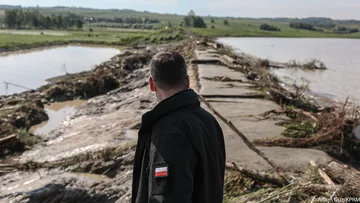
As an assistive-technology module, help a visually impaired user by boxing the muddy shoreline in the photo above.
[0,38,359,202]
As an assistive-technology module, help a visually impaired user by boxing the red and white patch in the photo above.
[155,167,168,177]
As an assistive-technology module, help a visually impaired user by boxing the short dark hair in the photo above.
[149,51,187,89]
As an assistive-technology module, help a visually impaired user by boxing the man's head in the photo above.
[149,51,190,101]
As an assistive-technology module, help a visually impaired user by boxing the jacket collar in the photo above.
[139,89,199,135]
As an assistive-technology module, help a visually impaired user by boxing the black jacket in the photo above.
[132,89,225,203]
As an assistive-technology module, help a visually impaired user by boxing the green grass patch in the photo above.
[282,121,317,138]
[0,27,183,52]
[190,18,360,38]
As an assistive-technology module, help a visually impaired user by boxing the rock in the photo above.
[41,99,48,104]
[13,116,26,128]
[247,72,258,81]
[27,108,49,126]
[34,100,44,108]
[258,59,270,68]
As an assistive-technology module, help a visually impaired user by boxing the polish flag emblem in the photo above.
[155,167,168,177]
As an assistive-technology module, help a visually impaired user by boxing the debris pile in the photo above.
[193,39,360,202]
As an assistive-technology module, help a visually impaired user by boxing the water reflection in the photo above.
[30,100,86,136]
[0,45,121,95]
[218,37,360,103]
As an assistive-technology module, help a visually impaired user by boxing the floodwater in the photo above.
[0,45,121,95]
[218,38,360,103]
[30,100,86,135]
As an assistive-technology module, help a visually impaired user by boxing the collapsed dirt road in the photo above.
[0,39,359,202]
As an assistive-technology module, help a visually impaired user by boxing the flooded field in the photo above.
[218,37,360,103]
[0,45,121,95]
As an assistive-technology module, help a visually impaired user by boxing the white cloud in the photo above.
[205,0,360,19]
[103,0,179,7]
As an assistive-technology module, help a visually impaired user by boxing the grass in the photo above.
[0,27,185,52]
[191,18,360,38]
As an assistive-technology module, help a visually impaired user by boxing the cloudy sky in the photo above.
[1,0,359,20]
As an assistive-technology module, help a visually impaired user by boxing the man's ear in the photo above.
[185,75,190,89]
[149,77,156,91]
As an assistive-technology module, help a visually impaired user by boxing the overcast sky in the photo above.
[1,0,360,20]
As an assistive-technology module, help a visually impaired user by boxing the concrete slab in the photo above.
[198,64,248,81]
[195,48,333,171]
[195,49,220,60]
[200,80,258,96]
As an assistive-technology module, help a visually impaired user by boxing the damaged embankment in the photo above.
[191,39,360,202]
[0,38,359,202]
[0,39,198,203]
[0,48,153,156]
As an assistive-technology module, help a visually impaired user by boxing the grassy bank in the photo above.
[191,19,360,38]
[0,27,185,53]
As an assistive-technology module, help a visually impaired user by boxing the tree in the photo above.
[183,10,207,28]
[56,15,63,29]
[260,23,281,31]
[15,9,24,28]
[32,15,39,27]
[188,10,195,16]
[76,19,83,29]
[4,10,17,28]
[210,17,215,23]
[45,16,51,29]
[223,19,229,26]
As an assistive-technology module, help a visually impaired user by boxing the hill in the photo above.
[1,5,360,38]
[0,6,185,23]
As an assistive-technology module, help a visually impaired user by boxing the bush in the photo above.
[290,22,316,31]
[89,28,93,32]
[335,26,359,34]
[223,19,229,25]
[260,23,281,32]
[211,25,215,29]
[349,28,359,33]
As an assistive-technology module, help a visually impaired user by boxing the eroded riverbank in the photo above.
[0,38,359,202]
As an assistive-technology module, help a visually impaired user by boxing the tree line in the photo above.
[4,9,83,29]
[92,17,160,24]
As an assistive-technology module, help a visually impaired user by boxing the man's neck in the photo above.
[156,88,186,102]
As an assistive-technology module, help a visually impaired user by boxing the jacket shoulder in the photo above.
[151,107,220,139]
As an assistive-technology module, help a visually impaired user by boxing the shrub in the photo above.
[290,22,316,31]
[260,23,281,32]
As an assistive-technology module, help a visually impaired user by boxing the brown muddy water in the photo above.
[0,45,121,95]
[218,38,360,104]
[30,100,86,135]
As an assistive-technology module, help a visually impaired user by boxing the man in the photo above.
[132,51,225,203]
